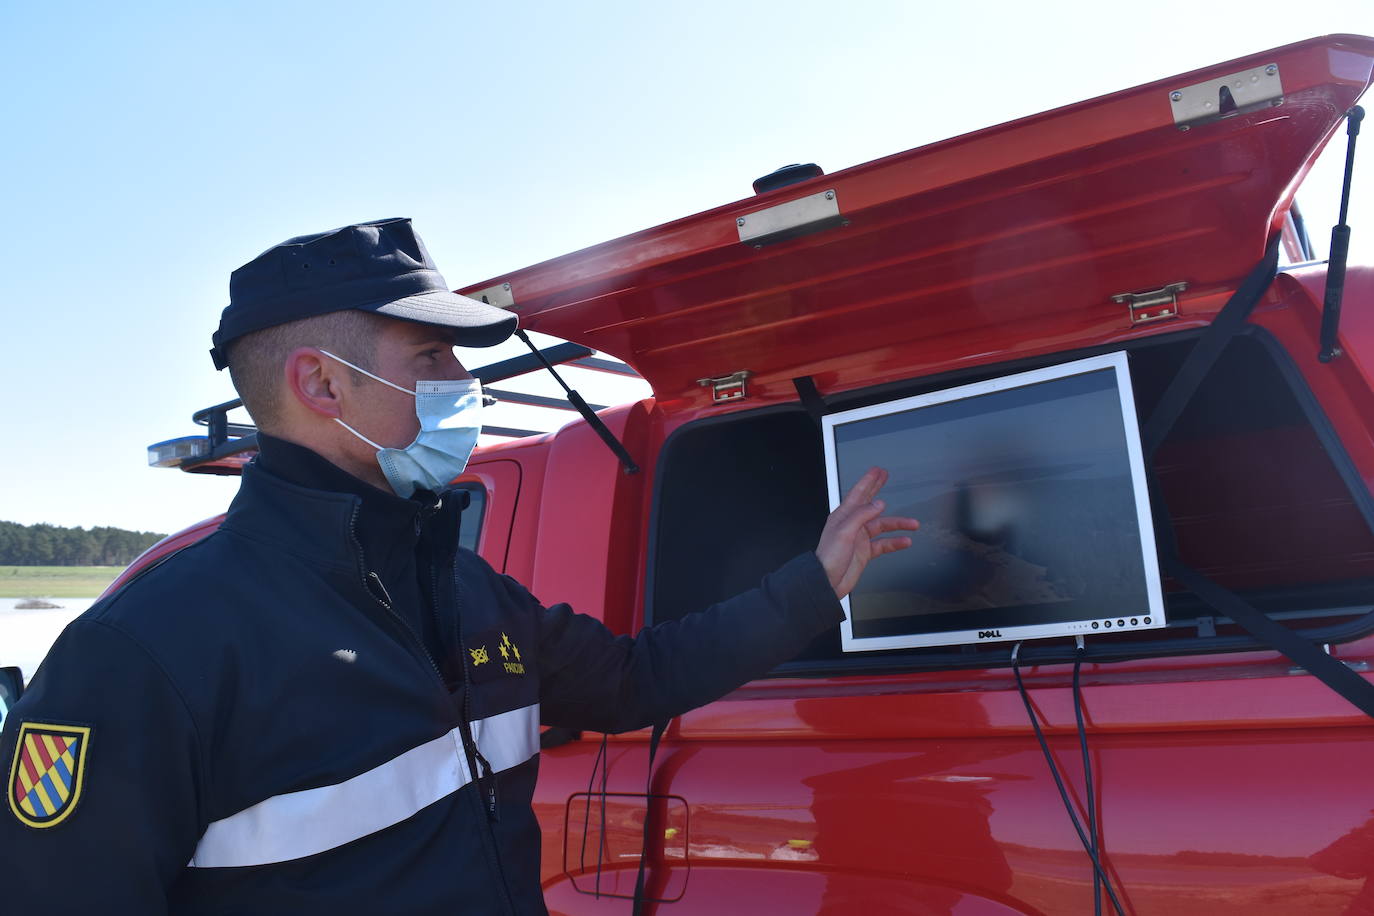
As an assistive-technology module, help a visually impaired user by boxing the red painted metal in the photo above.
[460,36,1374,409]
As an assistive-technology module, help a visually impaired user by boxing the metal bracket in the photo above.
[1112,281,1187,325]
[1169,64,1284,130]
[1289,644,1372,676]
[736,189,844,248]
[469,281,516,310]
[697,370,752,403]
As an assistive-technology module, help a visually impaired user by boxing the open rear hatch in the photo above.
[461,35,1374,673]
[461,35,1374,405]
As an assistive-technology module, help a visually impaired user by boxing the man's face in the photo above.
[338,316,472,451]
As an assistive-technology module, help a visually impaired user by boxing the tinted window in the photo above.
[456,486,486,554]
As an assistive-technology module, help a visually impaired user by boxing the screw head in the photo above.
[1265,64,1278,75]
[1170,91,1183,102]
[737,217,746,227]
[502,282,511,290]
[824,190,835,200]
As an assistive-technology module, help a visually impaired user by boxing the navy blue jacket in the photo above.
[0,444,843,914]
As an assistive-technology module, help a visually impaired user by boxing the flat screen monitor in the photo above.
[823,352,1165,652]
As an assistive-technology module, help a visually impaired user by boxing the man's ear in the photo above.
[283,347,345,418]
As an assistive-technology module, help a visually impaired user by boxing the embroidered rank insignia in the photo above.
[467,627,529,684]
[8,722,91,828]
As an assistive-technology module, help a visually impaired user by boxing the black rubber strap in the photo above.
[631,720,668,916]
[1140,235,1281,458]
[1136,234,1374,719]
[1166,559,1374,719]
[793,376,827,429]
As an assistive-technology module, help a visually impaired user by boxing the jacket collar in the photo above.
[221,434,445,575]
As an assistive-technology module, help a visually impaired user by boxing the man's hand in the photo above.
[816,467,920,599]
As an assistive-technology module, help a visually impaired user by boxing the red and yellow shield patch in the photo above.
[8,722,90,828]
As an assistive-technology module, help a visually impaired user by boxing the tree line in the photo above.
[0,521,167,567]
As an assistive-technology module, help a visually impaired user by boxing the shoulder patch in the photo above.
[8,721,91,828]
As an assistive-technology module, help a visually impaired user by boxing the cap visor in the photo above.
[371,290,518,347]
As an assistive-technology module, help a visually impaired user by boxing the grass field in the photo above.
[0,566,122,598]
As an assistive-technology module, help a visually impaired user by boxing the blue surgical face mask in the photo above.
[320,349,482,498]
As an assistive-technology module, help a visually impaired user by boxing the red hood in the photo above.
[460,35,1373,406]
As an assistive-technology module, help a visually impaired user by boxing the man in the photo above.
[0,218,918,914]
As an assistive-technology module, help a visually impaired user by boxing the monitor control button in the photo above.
[1104,620,1112,628]
[1144,616,1152,624]
[1092,621,1100,629]
[1117,619,1126,627]
[1130,618,1139,626]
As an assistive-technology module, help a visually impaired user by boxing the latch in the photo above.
[1169,64,1283,130]
[736,189,844,248]
[697,370,752,403]
[1112,282,1187,325]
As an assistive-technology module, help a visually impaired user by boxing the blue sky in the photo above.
[2,1,1372,534]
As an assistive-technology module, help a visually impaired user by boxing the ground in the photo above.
[0,567,121,599]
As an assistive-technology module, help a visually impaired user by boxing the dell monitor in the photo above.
[823,351,1165,652]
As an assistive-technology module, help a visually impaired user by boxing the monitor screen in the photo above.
[823,352,1165,651]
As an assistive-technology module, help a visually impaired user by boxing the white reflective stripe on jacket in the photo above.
[188,704,539,868]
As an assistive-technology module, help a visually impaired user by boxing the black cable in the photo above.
[597,734,609,897]
[1012,643,1126,916]
[1074,650,1101,916]
[578,734,610,897]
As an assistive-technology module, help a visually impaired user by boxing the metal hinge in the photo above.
[736,189,845,248]
[1169,64,1284,131]
[697,370,752,403]
[1112,282,1187,325]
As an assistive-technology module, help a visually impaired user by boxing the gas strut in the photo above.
[1318,106,1364,363]
[513,329,641,474]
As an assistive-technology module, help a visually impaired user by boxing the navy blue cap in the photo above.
[210,218,517,370]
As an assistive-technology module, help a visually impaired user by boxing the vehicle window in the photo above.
[0,670,18,730]
[456,485,486,555]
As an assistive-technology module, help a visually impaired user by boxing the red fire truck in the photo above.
[48,33,1374,915]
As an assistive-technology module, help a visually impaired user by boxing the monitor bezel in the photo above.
[822,351,1166,652]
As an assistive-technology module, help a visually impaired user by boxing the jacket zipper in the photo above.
[419,528,498,819]
[352,500,515,915]
[347,504,444,684]
[452,556,518,916]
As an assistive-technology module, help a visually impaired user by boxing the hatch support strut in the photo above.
[1318,106,1364,363]
[1141,233,1374,720]
[513,330,641,475]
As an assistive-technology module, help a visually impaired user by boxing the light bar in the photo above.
[148,436,209,469]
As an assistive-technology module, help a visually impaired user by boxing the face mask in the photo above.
[320,349,483,498]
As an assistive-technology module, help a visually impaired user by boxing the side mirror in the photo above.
[0,666,24,730]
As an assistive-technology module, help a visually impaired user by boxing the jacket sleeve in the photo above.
[0,618,204,913]
[528,551,845,733]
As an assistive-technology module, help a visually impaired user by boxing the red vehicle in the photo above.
[110,33,1374,914]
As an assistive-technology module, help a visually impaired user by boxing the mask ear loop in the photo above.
[333,417,384,450]
[318,348,416,397]
[318,348,415,450]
